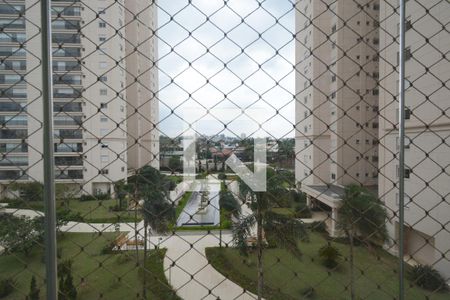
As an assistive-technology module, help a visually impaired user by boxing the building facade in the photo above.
[379,0,450,280]
[0,0,158,196]
[295,0,380,235]
[295,0,380,187]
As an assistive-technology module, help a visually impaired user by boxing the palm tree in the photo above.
[233,168,308,299]
[338,184,387,300]
[136,167,175,299]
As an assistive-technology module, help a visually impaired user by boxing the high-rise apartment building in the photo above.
[379,0,450,280]
[124,1,160,171]
[295,0,380,235]
[0,0,158,195]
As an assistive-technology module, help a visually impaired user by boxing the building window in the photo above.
[331,173,336,180]
[99,62,108,69]
[100,89,107,96]
[100,103,107,109]
[100,129,108,136]
[99,169,109,175]
[405,169,411,178]
[101,155,109,163]
[100,76,107,82]
[100,116,108,123]
[101,143,109,148]
[99,21,106,28]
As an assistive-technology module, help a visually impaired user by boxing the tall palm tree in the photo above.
[233,168,308,299]
[133,166,176,299]
[338,184,387,300]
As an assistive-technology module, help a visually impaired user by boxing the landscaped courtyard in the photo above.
[0,233,176,299]
[206,231,449,300]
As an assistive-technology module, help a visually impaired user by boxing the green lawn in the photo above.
[175,192,192,219]
[4,198,141,223]
[0,233,178,299]
[206,232,449,300]
[62,199,141,223]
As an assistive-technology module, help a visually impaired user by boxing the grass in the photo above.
[0,233,177,299]
[62,199,141,223]
[175,192,192,219]
[4,198,141,223]
[206,232,449,300]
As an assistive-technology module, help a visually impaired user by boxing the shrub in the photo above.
[9,182,43,202]
[294,203,312,218]
[79,193,109,201]
[218,173,226,180]
[409,264,447,291]
[0,278,15,298]
[318,244,341,269]
[57,209,84,223]
[100,241,116,255]
[309,221,328,234]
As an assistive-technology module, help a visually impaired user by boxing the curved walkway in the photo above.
[158,232,259,300]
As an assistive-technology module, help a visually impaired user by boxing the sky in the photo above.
[156,0,295,139]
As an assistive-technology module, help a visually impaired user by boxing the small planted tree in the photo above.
[133,166,176,298]
[10,182,44,202]
[318,243,341,269]
[0,215,44,256]
[58,260,77,300]
[0,278,15,298]
[233,168,308,299]
[28,275,40,300]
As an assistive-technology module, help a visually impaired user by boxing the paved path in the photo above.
[1,195,263,300]
[157,232,259,300]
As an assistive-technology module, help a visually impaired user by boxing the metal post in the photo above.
[398,1,407,299]
[41,0,58,299]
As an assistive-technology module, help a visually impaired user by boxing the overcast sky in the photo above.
[157,0,295,139]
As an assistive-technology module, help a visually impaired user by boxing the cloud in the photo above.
[157,0,295,138]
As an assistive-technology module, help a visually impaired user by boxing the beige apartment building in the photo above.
[295,0,380,236]
[0,0,158,196]
[379,0,450,280]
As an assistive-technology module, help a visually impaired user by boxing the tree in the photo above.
[55,184,78,209]
[168,156,182,172]
[338,184,387,300]
[232,168,308,299]
[0,215,44,255]
[114,179,129,210]
[134,166,176,299]
[9,182,43,202]
[28,275,40,300]
[277,138,295,167]
[58,260,77,300]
